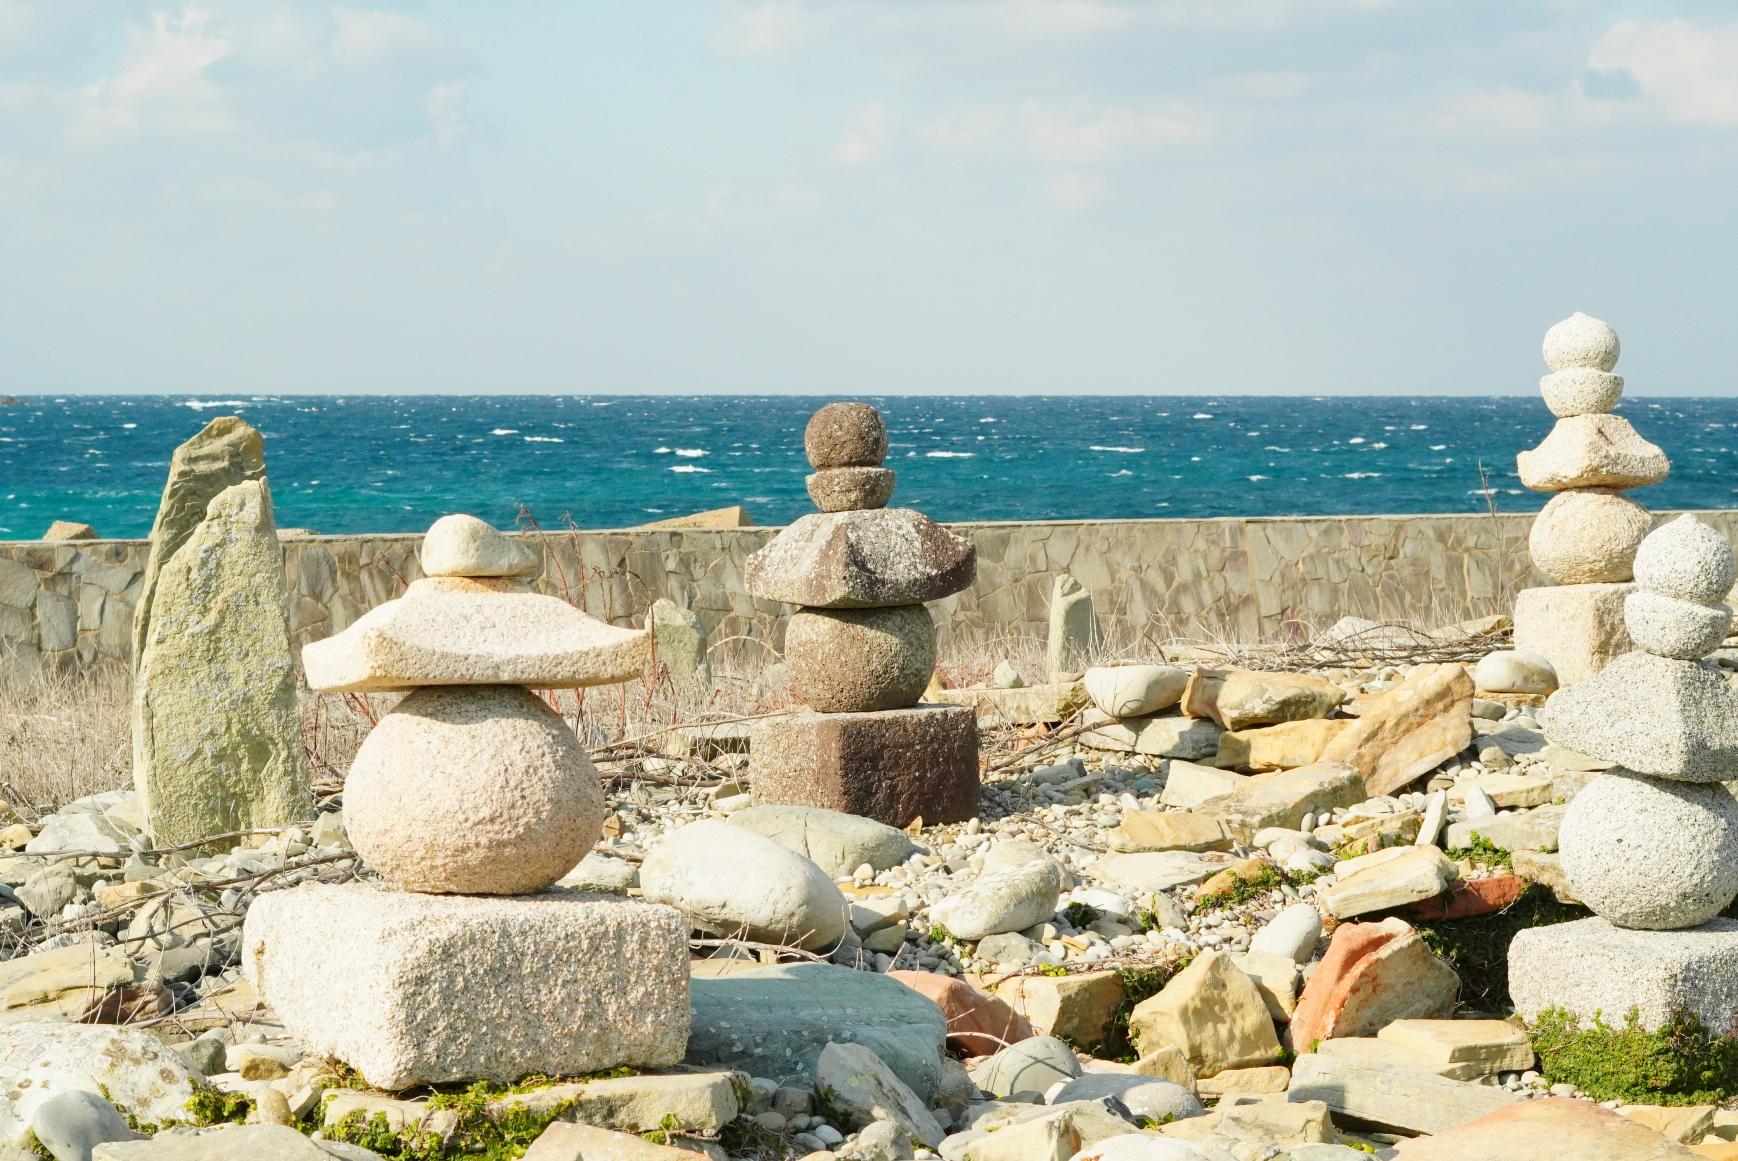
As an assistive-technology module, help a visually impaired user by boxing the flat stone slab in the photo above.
[931,681,1087,725]
[242,883,688,1089]
[743,508,975,608]
[1289,1052,1519,1136]
[750,704,979,828]
[302,577,650,692]
[1079,709,1223,760]
[1509,916,1738,1032]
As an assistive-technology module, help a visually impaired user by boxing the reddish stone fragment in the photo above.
[888,970,1033,1056]
[1400,874,1527,923]
[1289,917,1457,1051]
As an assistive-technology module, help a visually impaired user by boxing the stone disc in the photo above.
[1558,768,1738,930]
[344,685,605,894]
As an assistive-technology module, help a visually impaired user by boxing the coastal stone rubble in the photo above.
[1511,516,1738,1029]
[244,513,688,1088]
[748,402,981,827]
[1513,313,1668,683]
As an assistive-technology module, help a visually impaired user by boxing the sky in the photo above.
[1,1,1736,396]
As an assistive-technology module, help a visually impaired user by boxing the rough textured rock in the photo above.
[1542,651,1738,781]
[815,1041,944,1149]
[520,1122,700,1160]
[1049,1075,1203,1123]
[744,509,975,608]
[1557,770,1738,928]
[1128,951,1282,1077]
[785,604,936,712]
[1107,811,1231,854]
[750,704,979,828]
[1088,850,1235,895]
[343,685,605,894]
[0,1022,203,1148]
[1048,574,1099,674]
[1289,918,1459,1049]
[1626,591,1732,659]
[806,401,888,468]
[931,858,1061,940]
[1634,515,1737,604]
[1513,581,1635,685]
[1529,489,1651,584]
[1375,1019,1534,1078]
[1211,719,1348,772]
[1517,414,1668,491]
[132,480,309,846]
[807,467,896,512]
[0,944,149,1022]
[41,520,99,541]
[1510,916,1738,1032]
[244,882,688,1088]
[131,416,266,667]
[1391,1097,1701,1160]
[888,971,1033,1056]
[645,598,711,698]
[302,577,650,692]
[687,963,948,1100]
[1249,903,1323,964]
[1083,665,1190,718]
[1471,649,1558,694]
[1158,760,1241,809]
[994,971,1126,1050]
[1543,311,1622,374]
[640,818,846,950]
[966,1036,1082,1099]
[1181,669,1345,731]
[418,513,538,577]
[1322,663,1472,796]
[1080,711,1223,761]
[1540,366,1625,418]
[1289,1053,1517,1137]
[727,805,918,878]
[1318,846,1459,920]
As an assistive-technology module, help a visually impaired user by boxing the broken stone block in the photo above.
[1127,950,1282,1078]
[1509,916,1738,1033]
[1079,709,1223,761]
[1375,1019,1533,1078]
[1318,846,1459,920]
[1182,668,1346,731]
[1288,1052,1518,1137]
[1289,918,1459,1049]
[1106,811,1232,854]
[1206,761,1366,841]
[1513,582,1635,686]
[993,970,1125,1050]
[1323,663,1472,796]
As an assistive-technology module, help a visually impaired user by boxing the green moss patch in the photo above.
[1415,884,1585,1010]
[1442,834,1513,871]
[1530,1006,1738,1105]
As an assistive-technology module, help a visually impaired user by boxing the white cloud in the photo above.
[73,7,234,142]
[331,7,443,68]
[1590,19,1738,127]
[1432,86,1561,138]
[426,79,466,146]
[832,102,891,165]
[1045,170,1106,208]
[924,99,1209,164]
[713,2,814,57]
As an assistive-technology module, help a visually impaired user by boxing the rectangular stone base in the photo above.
[750,703,979,828]
[1513,583,1634,686]
[242,883,690,1089]
[1509,916,1738,1031]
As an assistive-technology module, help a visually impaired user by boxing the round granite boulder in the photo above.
[1559,769,1738,929]
[343,685,604,894]
[785,604,936,712]
[805,402,888,469]
[1543,312,1620,373]
[1633,514,1737,605]
[1529,489,1650,584]
[1539,368,1624,418]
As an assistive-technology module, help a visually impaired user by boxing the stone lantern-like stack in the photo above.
[747,403,981,827]
[1511,515,1738,1035]
[1512,312,1669,684]
[243,514,689,1089]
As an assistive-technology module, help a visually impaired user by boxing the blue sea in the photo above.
[3,395,1737,539]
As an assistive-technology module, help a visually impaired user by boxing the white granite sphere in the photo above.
[1529,489,1651,584]
[1634,514,1737,605]
[1558,769,1738,929]
[1626,591,1733,660]
[1543,312,1620,373]
[1539,368,1624,418]
[420,514,538,579]
[344,685,605,894]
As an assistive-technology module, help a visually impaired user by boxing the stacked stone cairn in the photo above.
[1512,312,1669,684]
[746,402,981,827]
[242,514,690,1089]
[1510,515,1738,1034]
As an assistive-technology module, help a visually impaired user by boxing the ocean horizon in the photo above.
[4,393,1736,539]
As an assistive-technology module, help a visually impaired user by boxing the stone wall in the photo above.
[7,510,1738,688]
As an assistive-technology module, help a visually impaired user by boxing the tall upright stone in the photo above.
[131,418,265,670]
[646,598,712,700]
[1047,573,1099,677]
[1511,517,1738,1037]
[748,403,981,827]
[245,515,688,1089]
[131,473,309,846]
[1512,314,1667,684]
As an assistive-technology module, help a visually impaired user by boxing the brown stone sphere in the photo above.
[784,604,936,712]
[805,402,888,469]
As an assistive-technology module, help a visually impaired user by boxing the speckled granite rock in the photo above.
[243,883,689,1089]
[1625,591,1732,659]
[1513,582,1635,685]
[1516,413,1667,492]
[1542,651,1738,782]
[743,508,976,608]
[805,401,888,468]
[1634,515,1738,604]
[1528,489,1651,584]
[784,604,936,712]
[807,467,895,512]
[1543,311,1621,374]
[1509,916,1738,1032]
[419,513,538,578]
[302,576,650,692]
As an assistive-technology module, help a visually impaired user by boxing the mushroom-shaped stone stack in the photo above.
[746,403,981,826]
[241,515,689,1089]
[1510,516,1738,1038]
[1513,313,1669,683]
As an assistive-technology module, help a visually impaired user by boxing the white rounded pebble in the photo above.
[1559,769,1738,930]
[1543,311,1621,373]
[1634,514,1737,605]
[1248,902,1322,964]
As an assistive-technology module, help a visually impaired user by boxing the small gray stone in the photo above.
[1248,903,1322,964]
[1557,769,1738,929]
[974,932,1044,968]
[178,1032,228,1077]
[729,806,919,879]
[16,866,76,918]
[1047,574,1098,675]
[931,859,1061,941]
[1047,1074,1203,1123]
[814,1042,943,1149]
[967,1037,1082,1100]
[645,599,711,699]
[31,1090,138,1161]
